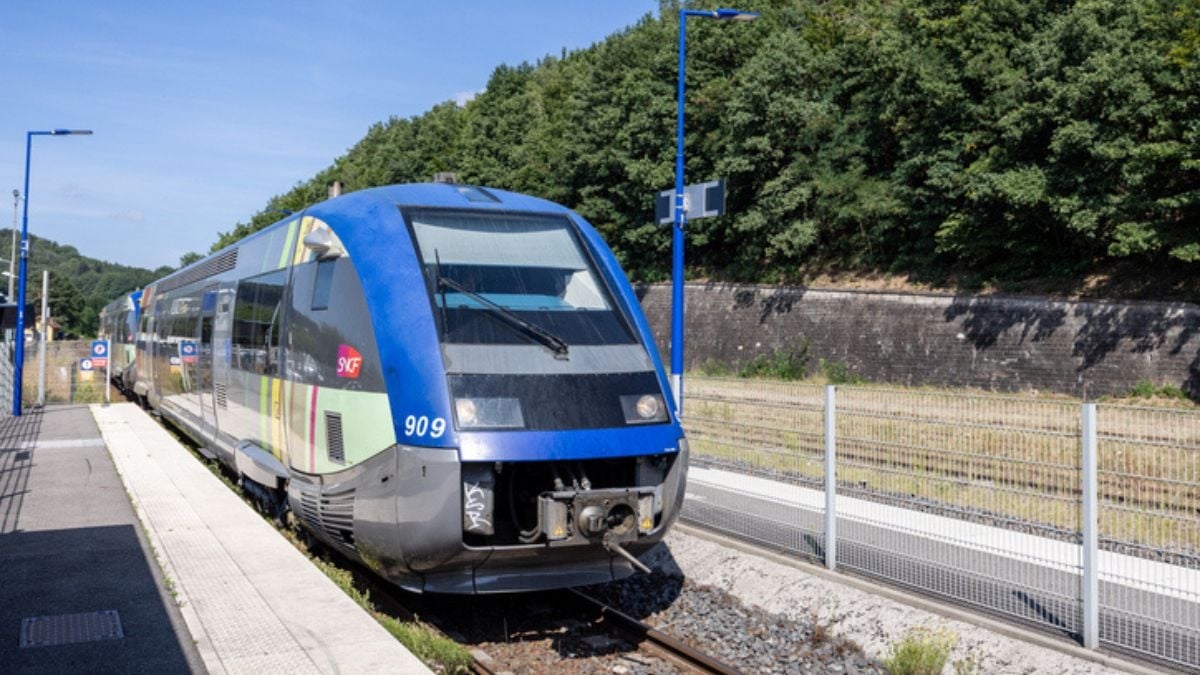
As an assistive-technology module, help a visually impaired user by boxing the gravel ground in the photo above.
[652,529,1129,674]
[421,591,678,674]
[420,541,887,673]
[585,570,884,674]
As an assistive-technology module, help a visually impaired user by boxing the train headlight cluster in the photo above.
[454,397,525,429]
[620,394,668,424]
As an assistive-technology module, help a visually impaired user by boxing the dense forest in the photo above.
[0,229,170,338]
[213,0,1200,300]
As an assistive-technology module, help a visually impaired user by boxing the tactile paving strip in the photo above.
[19,610,124,648]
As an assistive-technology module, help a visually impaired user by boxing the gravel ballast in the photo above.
[650,528,1129,674]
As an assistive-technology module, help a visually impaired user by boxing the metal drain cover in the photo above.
[19,610,124,648]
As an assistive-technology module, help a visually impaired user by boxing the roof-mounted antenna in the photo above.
[433,172,458,184]
[328,180,343,199]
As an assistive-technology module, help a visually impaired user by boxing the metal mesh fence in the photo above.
[833,387,1083,637]
[682,377,826,563]
[679,376,1200,669]
[25,340,108,405]
[0,342,13,416]
[0,340,105,416]
[1095,404,1200,666]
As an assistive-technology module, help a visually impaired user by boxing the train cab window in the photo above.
[406,208,635,347]
[311,259,335,311]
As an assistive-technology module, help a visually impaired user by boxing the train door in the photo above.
[211,286,234,449]
[151,299,168,408]
[137,307,155,401]
[197,286,218,439]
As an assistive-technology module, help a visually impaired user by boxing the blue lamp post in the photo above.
[13,129,93,417]
[671,8,758,415]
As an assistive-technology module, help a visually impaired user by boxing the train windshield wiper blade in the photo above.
[437,275,569,358]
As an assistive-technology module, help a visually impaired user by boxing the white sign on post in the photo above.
[655,178,726,225]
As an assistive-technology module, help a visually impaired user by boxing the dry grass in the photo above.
[684,375,1200,554]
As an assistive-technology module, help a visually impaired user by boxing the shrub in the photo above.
[820,358,864,385]
[884,628,957,675]
[738,340,811,380]
[1127,379,1189,400]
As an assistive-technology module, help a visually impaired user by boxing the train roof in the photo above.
[99,290,139,314]
[152,183,576,292]
[343,183,572,214]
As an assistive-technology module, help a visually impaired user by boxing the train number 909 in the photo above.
[404,415,446,439]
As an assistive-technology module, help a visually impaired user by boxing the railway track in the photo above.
[371,577,741,674]
[564,588,740,674]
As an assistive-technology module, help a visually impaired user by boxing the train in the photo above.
[98,289,142,388]
[101,182,688,593]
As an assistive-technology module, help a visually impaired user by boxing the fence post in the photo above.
[36,269,48,407]
[824,384,837,571]
[1081,402,1099,649]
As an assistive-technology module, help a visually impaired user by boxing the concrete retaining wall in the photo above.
[635,283,1200,398]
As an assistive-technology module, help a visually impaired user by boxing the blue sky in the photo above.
[0,1,659,271]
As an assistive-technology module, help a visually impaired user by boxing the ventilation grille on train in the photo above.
[325,412,345,464]
[297,488,356,551]
[157,249,238,294]
[214,382,227,409]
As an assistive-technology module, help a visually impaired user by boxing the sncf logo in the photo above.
[336,344,363,379]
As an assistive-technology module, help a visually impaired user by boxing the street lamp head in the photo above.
[714,8,759,21]
[51,129,93,135]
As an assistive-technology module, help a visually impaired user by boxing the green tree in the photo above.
[203,0,1200,297]
[43,271,88,338]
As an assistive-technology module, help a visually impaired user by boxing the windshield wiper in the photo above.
[437,275,570,359]
[434,250,448,335]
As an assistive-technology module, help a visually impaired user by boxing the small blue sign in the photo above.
[91,340,108,359]
[80,358,94,372]
[180,341,198,364]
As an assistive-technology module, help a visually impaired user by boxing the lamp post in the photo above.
[13,129,92,416]
[671,8,757,416]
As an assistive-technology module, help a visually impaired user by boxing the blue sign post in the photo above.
[669,9,757,416]
[92,338,111,404]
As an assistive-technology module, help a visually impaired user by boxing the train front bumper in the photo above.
[288,440,688,593]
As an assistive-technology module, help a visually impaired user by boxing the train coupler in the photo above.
[538,488,658,543]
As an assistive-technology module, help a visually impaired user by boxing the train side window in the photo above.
[311,259,335,311]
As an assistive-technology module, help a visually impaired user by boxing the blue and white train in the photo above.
[115,183,688,593]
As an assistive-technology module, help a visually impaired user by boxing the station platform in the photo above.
[1,403,431,674]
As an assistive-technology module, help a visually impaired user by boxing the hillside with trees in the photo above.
[0,229,170,338]
[214,0,1200,301]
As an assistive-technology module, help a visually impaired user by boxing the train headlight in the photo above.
[620,394,668,424]
[454,397,524,429]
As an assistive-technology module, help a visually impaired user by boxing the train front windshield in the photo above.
[409,209,636,348]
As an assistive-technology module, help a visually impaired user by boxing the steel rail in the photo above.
[565,588,741,675]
